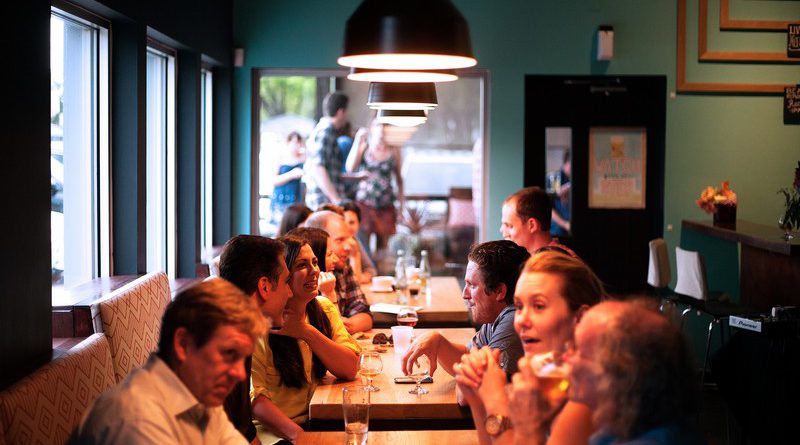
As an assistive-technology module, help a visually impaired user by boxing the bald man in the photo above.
[305,210,373,334]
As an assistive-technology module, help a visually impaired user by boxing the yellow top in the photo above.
[251,296,361,424]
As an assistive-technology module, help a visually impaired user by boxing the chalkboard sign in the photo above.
[785,85,800,125]
[790,24,800,58]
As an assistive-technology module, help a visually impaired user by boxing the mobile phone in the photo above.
[393,376,433,384]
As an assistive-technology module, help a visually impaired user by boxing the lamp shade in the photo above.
[376,109,428,127]
[367,82,437,110]
[348,67,458,83]
[338,0,477,70]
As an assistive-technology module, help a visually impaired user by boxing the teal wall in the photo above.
[232,0,800,269]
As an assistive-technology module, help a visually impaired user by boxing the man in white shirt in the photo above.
[71,278,267,445]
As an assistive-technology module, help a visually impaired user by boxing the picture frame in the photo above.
[588,127,647,209]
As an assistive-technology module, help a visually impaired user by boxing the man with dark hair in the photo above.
[218,234,293,443]
[305,91,350,209]
[501,186,575,257]
[402,240,530,379]
[304,210,373,334]
[73,279,267,444]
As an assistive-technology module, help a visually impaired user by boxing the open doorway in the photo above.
[251,69,489,275]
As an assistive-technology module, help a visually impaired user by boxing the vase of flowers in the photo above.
[697,180,738,228]
[778,161,800,241]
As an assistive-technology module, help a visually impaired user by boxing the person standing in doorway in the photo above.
[305,92,349,209]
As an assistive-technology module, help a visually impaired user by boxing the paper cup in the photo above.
[391,325,413,355]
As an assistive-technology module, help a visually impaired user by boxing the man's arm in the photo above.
[401,331,468,376]
[312,164,341,203]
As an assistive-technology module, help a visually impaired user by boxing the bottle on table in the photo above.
[418,250,431,297]
[395,249,409,304]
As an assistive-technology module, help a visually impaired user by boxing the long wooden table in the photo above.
[365,276,470,327]
[295,430,479,445]
[309,328,475,427]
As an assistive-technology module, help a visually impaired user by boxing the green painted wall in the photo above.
[232,0,800,263]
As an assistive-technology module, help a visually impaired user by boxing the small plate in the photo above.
[369,286,395,293]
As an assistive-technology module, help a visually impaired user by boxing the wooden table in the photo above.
[295,430,478,445]
[309,328,475,427]
[365,277,470,327]
[683,219,800,310]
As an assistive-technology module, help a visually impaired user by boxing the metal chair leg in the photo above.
[701,318,717,388]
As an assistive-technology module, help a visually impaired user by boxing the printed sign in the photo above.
[789,24,800,58]
[785,85,800,125]
[588,127,647,209]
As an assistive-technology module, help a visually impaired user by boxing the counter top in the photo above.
[682,220,799,256]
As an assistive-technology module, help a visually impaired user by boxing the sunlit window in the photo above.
[146,45,177,278]
[50,7,110,289]
[200,68,213,260]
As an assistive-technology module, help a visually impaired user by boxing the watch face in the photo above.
[485,415,502,435]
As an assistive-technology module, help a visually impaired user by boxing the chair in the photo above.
[92,271,171,382]
[0,334,116,445]
[445,187,477,262]
[674,247,751,386]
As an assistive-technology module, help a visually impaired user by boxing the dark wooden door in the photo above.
[524,76,666,294]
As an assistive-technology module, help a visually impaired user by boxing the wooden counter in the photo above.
[682,220,800,310]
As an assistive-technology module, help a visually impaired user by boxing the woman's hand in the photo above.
[272,306,312,340]
[317,271,337,301]
[507,356,566,438]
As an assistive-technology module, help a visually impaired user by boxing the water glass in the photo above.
[391,325,413,355]
[342,385,370,445]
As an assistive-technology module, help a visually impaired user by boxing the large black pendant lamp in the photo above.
[367,82,438,110]
[338,0,477,72]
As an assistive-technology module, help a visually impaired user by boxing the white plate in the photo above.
[369,286,395,293]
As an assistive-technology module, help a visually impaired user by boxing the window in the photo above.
[146,44,177,278]
[200,68,213,260]
[50,6,110,289]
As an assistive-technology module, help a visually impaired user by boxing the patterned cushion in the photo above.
[93,271,171,382]
[0,334,115,445]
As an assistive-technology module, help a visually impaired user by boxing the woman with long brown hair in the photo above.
[251,235,360,443]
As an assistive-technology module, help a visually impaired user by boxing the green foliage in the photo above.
[778,188,800,231]
[259,76,317,120]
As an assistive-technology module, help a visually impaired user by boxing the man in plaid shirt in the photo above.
[305,210,373,334]
[305,92,349,209]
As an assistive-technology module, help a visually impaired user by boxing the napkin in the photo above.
[369,303,424,314]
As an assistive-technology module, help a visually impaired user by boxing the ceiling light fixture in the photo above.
[338,0,477,71]
[376,109,428,127]
[348,68,458,83]
[367,82,437,110]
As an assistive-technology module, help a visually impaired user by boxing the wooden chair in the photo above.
[445,187,476,262]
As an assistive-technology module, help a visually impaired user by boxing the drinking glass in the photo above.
[396,307,419,328]
[342,385,370,445]
[530,343,571,403]
[408,355,431,395]
[359,351,383,392]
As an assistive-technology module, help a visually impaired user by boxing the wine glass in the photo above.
[396,307,418,327]
[408,355,431,395]
[359,351,383,392]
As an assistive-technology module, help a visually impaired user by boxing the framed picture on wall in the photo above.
[588,127,647,209]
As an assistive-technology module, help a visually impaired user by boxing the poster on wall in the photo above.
[588,127,647,209]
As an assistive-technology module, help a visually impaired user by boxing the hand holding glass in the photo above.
[408,355,431,395]
[359,351,383,392]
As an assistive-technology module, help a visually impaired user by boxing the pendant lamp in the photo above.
[376,109,428,127]
[367,82,437,110]
[348,67,458,83]
[338,0,477,71]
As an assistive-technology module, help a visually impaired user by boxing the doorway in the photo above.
[524,75,666,294]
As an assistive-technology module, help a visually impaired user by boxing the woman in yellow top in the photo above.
[251,234,361,443]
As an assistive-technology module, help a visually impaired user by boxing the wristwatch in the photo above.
[484,413,513,437]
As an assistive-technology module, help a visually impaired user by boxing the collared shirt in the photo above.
[467,305,524,376]
[72,354,246,445]
[305,118,344,209]
[250,297,361,425]
[333,264,371,318]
